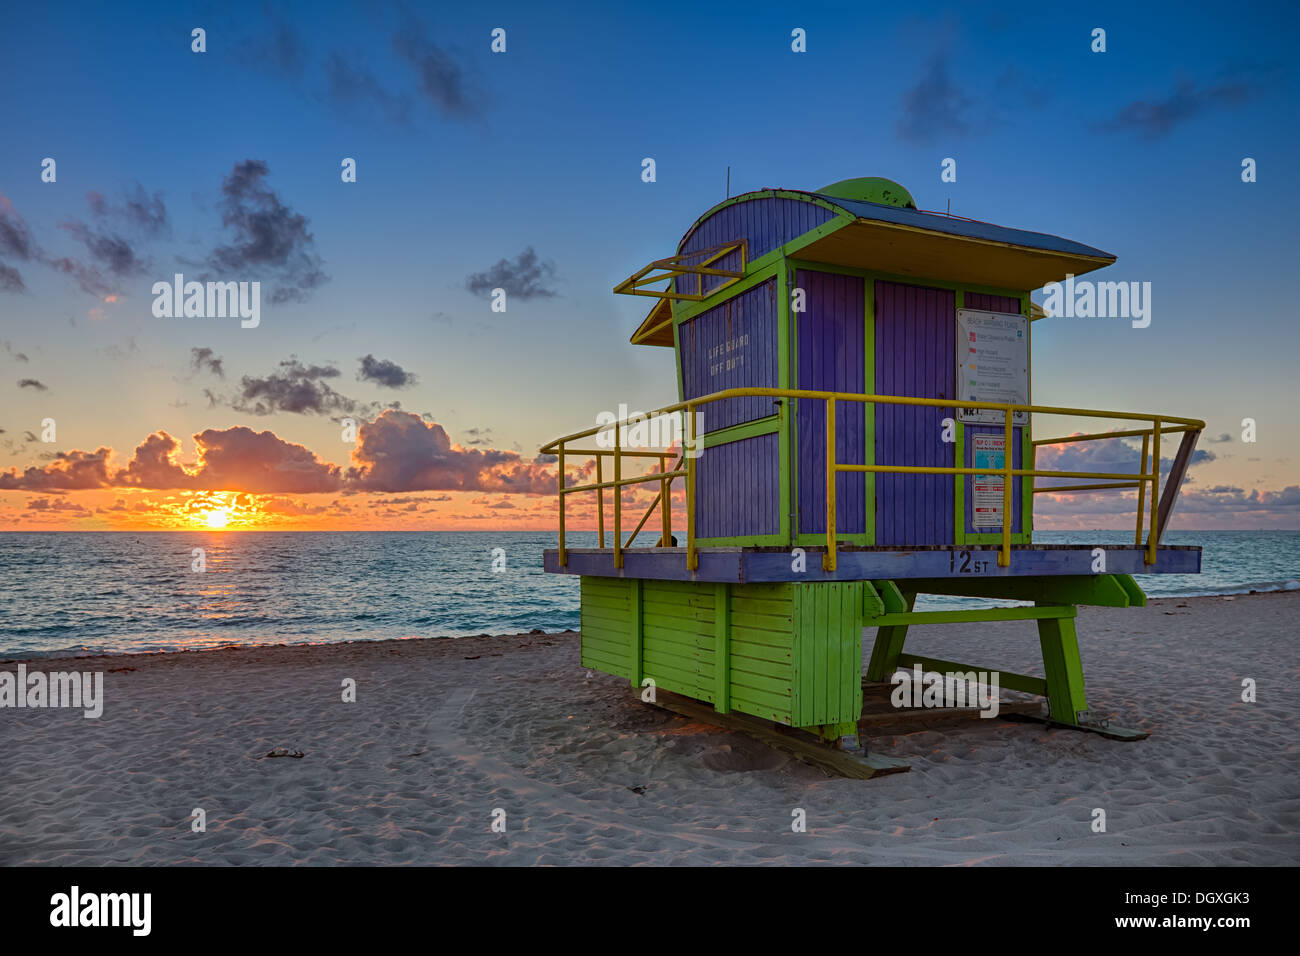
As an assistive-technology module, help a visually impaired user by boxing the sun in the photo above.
[203,508,231,529]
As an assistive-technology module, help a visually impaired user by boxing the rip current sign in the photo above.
[972,434,1006,529]
[956,309,1028,426]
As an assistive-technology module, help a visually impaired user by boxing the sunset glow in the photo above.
[202,508,231,530]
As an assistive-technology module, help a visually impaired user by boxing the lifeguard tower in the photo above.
[542,177,1203,750]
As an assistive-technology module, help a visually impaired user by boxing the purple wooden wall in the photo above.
[796,270,866,535]
[694,432,780,538]
[675,196,837,296]
[962,292,1025,535]
[680,279,778,433]
[875,281,955,546]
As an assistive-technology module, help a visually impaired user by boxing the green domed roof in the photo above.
[818,177,917,209]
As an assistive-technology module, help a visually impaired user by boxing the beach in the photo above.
[2,591,1297,866]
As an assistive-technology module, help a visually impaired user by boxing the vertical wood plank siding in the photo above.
[694,432,780,538]
[675,196,837,296]
[795,270,866,534]
[874,281,955,545]
[680,279,778,432]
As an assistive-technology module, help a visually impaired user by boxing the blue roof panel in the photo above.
[811,194,1115,261]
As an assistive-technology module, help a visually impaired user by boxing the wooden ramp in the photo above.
[648,690,910,780]
[858,679,1043,735]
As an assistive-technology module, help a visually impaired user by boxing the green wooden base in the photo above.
[863,574,1147,731]
[580,573,1148,739]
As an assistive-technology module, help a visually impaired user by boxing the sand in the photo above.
[1,592,1297,866]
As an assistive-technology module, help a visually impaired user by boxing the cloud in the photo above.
[392,19,484,118]
[17,378,47,391]
[2,341,29,362]
[1095,71,1266,139]
[347,410,555,493]
[357,354,416,388]
[466,247,558,300]
[1,426,342,494]
[26,497,89,514]
[207,159,329,304]
[190,347,225,378]
[247,17,307,77]
[1208,433,1232,443]
[87,184,169,238]
[0,448,114,490]
[1034,433,1215,488]
[324,53,413,125]
[896,53,971,144]
[0,413,563,499]
[50,186,169,296]
[0,194,37,293]
[212,356,396,419]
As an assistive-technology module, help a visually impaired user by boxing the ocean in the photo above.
[0,530,1296,658]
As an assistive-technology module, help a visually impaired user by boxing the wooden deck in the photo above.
[547,543,1200,582]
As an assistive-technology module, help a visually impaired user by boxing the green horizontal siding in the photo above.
[579,577,865,733]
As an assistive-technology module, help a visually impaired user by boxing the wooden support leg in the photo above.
[864,590,915,682]
[1037,615,1088,725]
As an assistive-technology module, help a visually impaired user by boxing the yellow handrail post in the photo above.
[1146,419,1161,565]
[613,428,623,569]
[595,455,605,549]
[1000,408,1014,567]
[825,398,837,571]
[686,407,698,570]
[659,454,671,547]
[557,445,567,567]
[1135,434,1149,546]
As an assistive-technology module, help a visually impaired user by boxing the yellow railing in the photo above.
[541,388,1204,573]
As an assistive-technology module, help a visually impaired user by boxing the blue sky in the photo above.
[1,0,1297,528]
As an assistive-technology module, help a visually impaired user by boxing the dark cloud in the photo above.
[1035,434,1215,490]
[392,20,484,118]
[0,263,23,293]
[190,347,225,378]
[357,354,416,388]
[0,194,36,293]
[1095,72,1265,139]
[1208,433,1233,443]
[466,247,558,300]
[347,410,555,493]
[26,497,90,514]
[207,160,329,304]
[17,378,47,391]
[324,53,412,125]
[896,53,971,144]
[51,186,168,296]
[87,184,169,238]
[249,17,308,77]
[212,357,385,418]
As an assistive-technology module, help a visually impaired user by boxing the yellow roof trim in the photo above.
[630,297,675,347]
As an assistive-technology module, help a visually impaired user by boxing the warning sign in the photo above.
[956,309,1028,426]
[972,434,1006,529]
